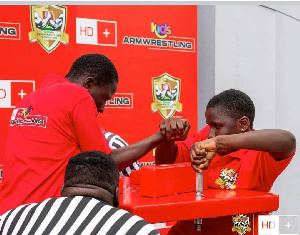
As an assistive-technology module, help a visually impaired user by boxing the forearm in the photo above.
[215,129,296,159]
[110,132,166,171]
[155,140,178,164]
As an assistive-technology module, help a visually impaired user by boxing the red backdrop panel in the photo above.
[0,5,198,166]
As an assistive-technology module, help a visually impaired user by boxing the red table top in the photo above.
[119,188,279,223]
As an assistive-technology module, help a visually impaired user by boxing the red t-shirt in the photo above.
[0,73,111,215]
[168,125,294,235]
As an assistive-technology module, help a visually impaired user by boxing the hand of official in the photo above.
[190,138,217,173]
[159,116,191,141]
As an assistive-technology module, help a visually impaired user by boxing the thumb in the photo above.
[199,162,209,170]
[198,140,216,151]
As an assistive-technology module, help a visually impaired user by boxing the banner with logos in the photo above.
[0,5,198,167]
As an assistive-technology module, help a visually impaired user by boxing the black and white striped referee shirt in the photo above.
[0,196,160,235]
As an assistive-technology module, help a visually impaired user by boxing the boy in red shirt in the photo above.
[0,54,190,215]
[156,89,296,235]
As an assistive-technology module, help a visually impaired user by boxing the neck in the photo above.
[67,76,84,86]
[62,185,114,206]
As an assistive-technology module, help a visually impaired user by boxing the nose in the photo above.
[208,128,215,139]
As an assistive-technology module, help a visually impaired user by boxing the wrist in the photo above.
[154,131,167,143]
[213,136,222,152]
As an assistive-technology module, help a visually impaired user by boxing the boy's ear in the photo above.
[61,185,65,194]
[239,116,250,132]
[83,77,95,89]
[113,187,120,207]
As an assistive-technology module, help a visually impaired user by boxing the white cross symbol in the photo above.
[285,222,291,229]
[18,90,26,99]
[103,29,110,37]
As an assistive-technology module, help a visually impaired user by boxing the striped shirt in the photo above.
[103,131,140,177]
[0,196,160,235]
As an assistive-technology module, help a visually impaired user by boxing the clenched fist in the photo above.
[159,116,191,141]
[190,138,217,172]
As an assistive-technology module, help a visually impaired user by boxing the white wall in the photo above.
[198,5,300,216]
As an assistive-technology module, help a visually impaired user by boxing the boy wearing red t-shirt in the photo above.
[156,89,296,235]
[0,54,190,215]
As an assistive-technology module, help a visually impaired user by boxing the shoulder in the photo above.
[0,201,39,224]
[39,79,92,108]
[40,73,90,99]
[116,209,160,235]
[55,83,94,109]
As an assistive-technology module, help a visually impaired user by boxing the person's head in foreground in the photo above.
[0,151,161,234]
[62,150,120,207]
[66,53,119,113]
[206,88,255,139]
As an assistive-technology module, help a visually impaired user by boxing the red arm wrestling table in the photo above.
[120,188,278,223]
[119,163,279,224]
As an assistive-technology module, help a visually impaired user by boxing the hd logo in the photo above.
[0,80,35,108]
[258,215,299,235]
[76,17,117,46]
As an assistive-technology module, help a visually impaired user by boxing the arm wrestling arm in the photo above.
[215,129,296,160]
[110,132,165,171]
[155,140,178,164]
[155,117,191,164]
[111,117,190,171]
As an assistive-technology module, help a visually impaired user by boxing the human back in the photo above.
[0,54,116,215]
[0,151,160,235]
[0,53,190,217]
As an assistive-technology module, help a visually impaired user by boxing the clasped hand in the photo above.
[159,116,191,141]
[190,138,217,173]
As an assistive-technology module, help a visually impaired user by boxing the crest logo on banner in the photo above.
[29,5,69,53]
[151,73,182,119]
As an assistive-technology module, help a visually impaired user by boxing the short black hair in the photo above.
[64,151,119,194]
[206,89,255,129]
[65,53,119,87]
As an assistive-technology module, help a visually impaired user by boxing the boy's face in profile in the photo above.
[89,82,118,113]
[205,107,241,139]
